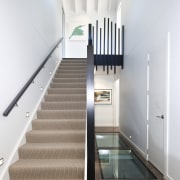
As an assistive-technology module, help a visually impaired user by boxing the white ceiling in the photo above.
[61,0,120,16]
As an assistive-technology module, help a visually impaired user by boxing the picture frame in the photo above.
[94,89,112,105]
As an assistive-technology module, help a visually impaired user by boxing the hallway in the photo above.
[0,0,180,180]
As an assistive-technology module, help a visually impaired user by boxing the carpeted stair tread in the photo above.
[58,66,86,70]
[37,110,86,119]
[32,119,85,130]
[50,82,86,88]
[57,66,86,69]
[56,70,86,74]
[59,62,86,65]
[11,179,82,180]
[9,58,86,180]
[19,143,84,159]
[48,88,86,94]
[26,130,85,143]
[61,59,86,62]
[52,78,86,83]
[44,94,86,102]
[41,102,86,110]
[9,159,84,179]
[61,60,86,64]
[55,73,86,78]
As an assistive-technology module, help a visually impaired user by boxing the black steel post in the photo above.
[87,45,95,180]
[103,18,106,71]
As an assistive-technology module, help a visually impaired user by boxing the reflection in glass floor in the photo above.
[98,149,156,179]
[96,133,157,179]
[96,133,128,149]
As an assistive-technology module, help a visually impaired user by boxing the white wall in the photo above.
[0,0,62,178]
[120,0,180,179]
[95,67,120,127]
[65,13,116,58]
[167,1,180,179]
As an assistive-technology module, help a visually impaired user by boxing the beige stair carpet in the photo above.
[9,58,86,180]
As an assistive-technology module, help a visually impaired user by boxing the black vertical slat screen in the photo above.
[104,18,106,54]
[88,19,124,74]
[122,25,125,55]
[88,24,92,46]
[111,21,113,69]
[100,28,102,55]
[96,21,98,70]
[118,28,120,55]
[114,23,117,55]
[107,18,109,74]
[96,20,98,54]
[93,26,94,47]
[107,18,109,55]
[103,18,106,71]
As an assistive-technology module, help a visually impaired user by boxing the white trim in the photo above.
[164,32,171,178]
[146,53,150,161]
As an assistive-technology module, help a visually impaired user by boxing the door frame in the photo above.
[146,32,170,175]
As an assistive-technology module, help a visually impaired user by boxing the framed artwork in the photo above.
[94,89,112,105]
[68,22,87,41]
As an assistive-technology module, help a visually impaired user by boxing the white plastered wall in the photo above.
[120,0,180,179]
[64,13,116,58]
[64,12,120,127]
[95,67,120,127]
[0,0,63,178]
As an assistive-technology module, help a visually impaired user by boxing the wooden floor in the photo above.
[95,127,164,180]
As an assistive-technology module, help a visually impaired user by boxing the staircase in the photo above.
[9,58,86,180]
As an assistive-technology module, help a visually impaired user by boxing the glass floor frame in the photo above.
[96,133,158,180]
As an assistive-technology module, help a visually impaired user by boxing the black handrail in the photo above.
[3,37,63,117]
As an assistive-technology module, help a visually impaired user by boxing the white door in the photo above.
[148,34,168,173]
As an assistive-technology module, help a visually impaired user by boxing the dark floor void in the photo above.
[95,127,164,180]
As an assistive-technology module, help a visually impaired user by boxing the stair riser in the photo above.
[56,69,86,73]
[44,95,86,102]
[9,166,84,179]
[41,102,86,110]
[50,83,86,88]
[61,59,86,62]
[48,88,86,94]
[56,70,86,74]
[37,111,86,119]
[52,78,86,83]
[56,66,86,72]
[9,58,86,180]
[32,120,85,130]
[26,133,85,143]
[55,74,86,78]
[60,62,86,64]
[19,148,85,159]
[58,65,86,68]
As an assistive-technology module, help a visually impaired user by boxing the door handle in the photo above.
[156,115,164,119]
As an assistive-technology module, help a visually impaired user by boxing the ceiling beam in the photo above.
[81,0,86,13]
[108,0,112,12]
[84,0,87,13]
[74,0,77,13]
[97,0,100,13]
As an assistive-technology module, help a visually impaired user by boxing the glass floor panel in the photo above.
[96,133,128,149]
[98,149,156,179]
